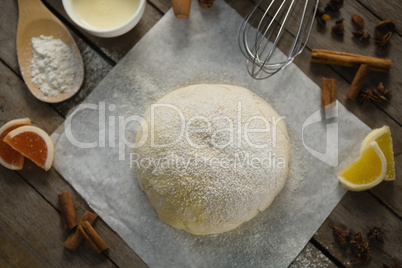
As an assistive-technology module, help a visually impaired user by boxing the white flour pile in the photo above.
[31,35,76,97]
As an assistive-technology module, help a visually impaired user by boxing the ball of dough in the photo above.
[135,84,290,235]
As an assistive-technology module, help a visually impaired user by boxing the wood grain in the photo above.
[239,0,402,124]
[266,16,402,219]
[0,0,20,72]
[43,0,164,63]
[370,154,402,217]
[313,191,402,267]
[150,0,172,14]
[0,0,113,117]
[0,0,400,266]
[0,60,147,267]
[225,0,402,264]
[16,0,84,103]
[0,166,115,267]
[17,163,148,267]
[357,0,402,36]
[290,243,338,268]
[308,0,402,125]
[0,61,63,133]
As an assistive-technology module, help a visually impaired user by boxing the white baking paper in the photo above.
[52,1,370,267]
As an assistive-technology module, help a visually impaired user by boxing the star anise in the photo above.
[360,83,391,104]
[360,89,381,104]
[350,232,372,264]
[383,256,399,268]
[376,82,392,101]
[375,19,395,33]
[331,19,345,36]
[333,226,352,248]
[375,30,392,48]
[368,226,385,242]
[353,31,371,41]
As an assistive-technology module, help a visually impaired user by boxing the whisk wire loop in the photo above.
[239,0,319,79]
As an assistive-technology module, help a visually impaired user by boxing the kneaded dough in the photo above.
[135,84,291,235]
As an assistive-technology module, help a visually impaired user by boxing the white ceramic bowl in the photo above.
[62,0,146,38]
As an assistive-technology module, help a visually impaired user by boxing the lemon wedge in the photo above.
[338,141,387,191]
[360,126,395,181]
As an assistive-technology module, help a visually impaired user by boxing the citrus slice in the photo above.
[360,126,395,181]
[3,125,54,171]
[0,118,31,170]
[338,141,387,191]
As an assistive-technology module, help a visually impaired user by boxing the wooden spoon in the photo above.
[16,0,84,103]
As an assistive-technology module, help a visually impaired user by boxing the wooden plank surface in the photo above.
[226,0,402,217]
[371,154,402,217]
[0,0,400,267]
[357,0,402,36]
[233,0,402,124]
[0,167,115,267]
[0,60,147,267]
[290,243,338,268]
[0,0,113,117]
[309,0,402,125]
[0,61,63,132]
[43,0,164,63]
[314,191,402,267]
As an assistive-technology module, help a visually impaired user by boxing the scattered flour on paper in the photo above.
[31,35,76,96]
[289,243,331,267]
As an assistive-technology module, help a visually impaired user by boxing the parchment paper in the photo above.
[52,1,370,267]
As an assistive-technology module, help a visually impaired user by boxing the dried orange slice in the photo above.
[3,125,54,171]
[338,141,387,191]
[0,118,31,170]
[360,126,395,181]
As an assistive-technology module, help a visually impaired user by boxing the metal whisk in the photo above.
[239,0,319,79]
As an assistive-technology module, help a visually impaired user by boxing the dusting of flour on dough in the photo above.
[136,84,291,235]
[30,35,76,96]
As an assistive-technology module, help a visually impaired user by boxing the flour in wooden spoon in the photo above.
[30,35,76,96]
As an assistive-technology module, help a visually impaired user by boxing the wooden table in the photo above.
[1,0,401,267]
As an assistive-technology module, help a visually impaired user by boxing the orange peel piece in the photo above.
[0,118,31,170]
[3,125,54,171]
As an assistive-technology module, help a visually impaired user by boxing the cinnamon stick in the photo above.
[64,211,98,251]
[321,78,337,109]
[58,191,77,229]
[347,64,369,101]
[78,221,109,254]
[311,49,391,73]
[172,0,191,19]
